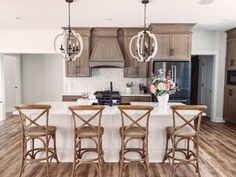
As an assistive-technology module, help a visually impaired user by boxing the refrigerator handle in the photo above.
[171,65,174,81]
[174,65,177,83]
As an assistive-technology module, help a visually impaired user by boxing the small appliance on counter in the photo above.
[93,82,121,106]
[139,83,148,94]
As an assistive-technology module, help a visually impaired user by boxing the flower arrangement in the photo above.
[150,69,177,97]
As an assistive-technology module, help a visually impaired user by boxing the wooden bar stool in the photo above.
[15,104,59,177]
[162,105,207,177]
[118,105,153,177]
[69,105,105,177]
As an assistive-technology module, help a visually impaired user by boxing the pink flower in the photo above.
[165,83,170,91]
[150,84,157,94]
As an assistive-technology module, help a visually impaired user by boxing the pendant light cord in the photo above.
[68,1,71,31]
[144,3,147,32]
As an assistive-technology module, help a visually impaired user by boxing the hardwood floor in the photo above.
[0,116,236,177]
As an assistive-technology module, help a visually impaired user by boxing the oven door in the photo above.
[227,70,236,85]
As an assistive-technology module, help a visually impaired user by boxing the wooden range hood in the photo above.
[90,28,124,68]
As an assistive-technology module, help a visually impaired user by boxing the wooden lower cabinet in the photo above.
[223,86,236,123]
[62,95,87,102]
[121,96,151,104]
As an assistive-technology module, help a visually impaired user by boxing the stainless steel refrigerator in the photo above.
[152,61,191,104]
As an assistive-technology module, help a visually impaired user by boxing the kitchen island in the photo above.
[15,101,201,162]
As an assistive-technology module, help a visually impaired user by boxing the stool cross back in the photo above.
[15,104,59,177]
[69,105,105,177]
[162,105,207,177]
[118,105,153,177]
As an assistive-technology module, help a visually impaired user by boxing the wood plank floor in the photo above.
[0,116,236,177]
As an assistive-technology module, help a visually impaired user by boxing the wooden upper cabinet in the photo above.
[223,28,236,124]
[120,28,149,78]
[65,28,91,77]
[150,24,194,61]
[226,38,236,69]
[171,34,191,60]
[155,34,171,60]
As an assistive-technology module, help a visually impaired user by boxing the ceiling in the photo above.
[0,0,235,31]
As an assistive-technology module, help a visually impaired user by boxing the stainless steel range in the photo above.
[93,82,121,106]
[94,90,121,106]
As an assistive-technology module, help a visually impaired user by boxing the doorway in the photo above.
[191,55,214,117]
[3,54,22,112]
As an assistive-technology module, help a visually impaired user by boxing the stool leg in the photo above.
[46,136,50,177]
[99,136,104,165]
[52,134,59,163]
[119,136,125,177]
[144,137,149,177]
[162,134,170,163]
[32,138,35,159]
[19,137,25,177]
[187,138,190,160]
[171,137,176,177]
[71,135,77,177]
[98,137,102,177]
[196,136,201,177]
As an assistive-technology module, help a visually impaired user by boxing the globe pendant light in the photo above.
[54,0,83,62]
[129,0,158,63]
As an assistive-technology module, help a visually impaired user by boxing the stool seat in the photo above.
[25,126,57,137]
[166,126,196,136]
[120,126,146,137]
[76,127,104,137]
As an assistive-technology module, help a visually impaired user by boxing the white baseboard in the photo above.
[210,117,225,123]
[6,108,15,113]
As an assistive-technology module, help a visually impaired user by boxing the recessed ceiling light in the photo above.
[105,18,113,21]
[16,17,23,20]
[199,0,214,5]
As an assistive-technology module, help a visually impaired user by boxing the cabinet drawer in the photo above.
[121,96,151,103]
[62,95,87,102]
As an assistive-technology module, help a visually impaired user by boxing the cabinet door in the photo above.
[121,96,151,103]
[226,39,236,69]
[155,34,171,60]
[171,34,191,60]
[223,86,236,123]
[124,37,148,78]
[65,37,90,77]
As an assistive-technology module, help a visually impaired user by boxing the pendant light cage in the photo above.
[129,0,158,62]
[54,0,83,62]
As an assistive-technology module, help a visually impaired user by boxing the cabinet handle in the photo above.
[230,59,234,66]
[170,49,174,56]
[229,89,233,96]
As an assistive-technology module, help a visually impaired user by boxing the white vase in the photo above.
[157,94,169,108]
[126,87,132,94]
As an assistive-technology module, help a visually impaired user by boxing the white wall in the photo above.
[0,54,6,121]
[0,30,60,54]
[21,54,63,103]
[192,30,227,122]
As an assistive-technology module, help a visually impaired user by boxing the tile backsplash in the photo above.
[64,68,147,94]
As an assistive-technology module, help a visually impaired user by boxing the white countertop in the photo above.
[120,93,151,97]
[13,101,203,117]
[62,93,85,96]
[62,92,151,97]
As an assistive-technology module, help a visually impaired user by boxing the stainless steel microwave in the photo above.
[227,70,236,85]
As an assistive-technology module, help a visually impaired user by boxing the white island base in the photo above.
[17,102,200,163]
